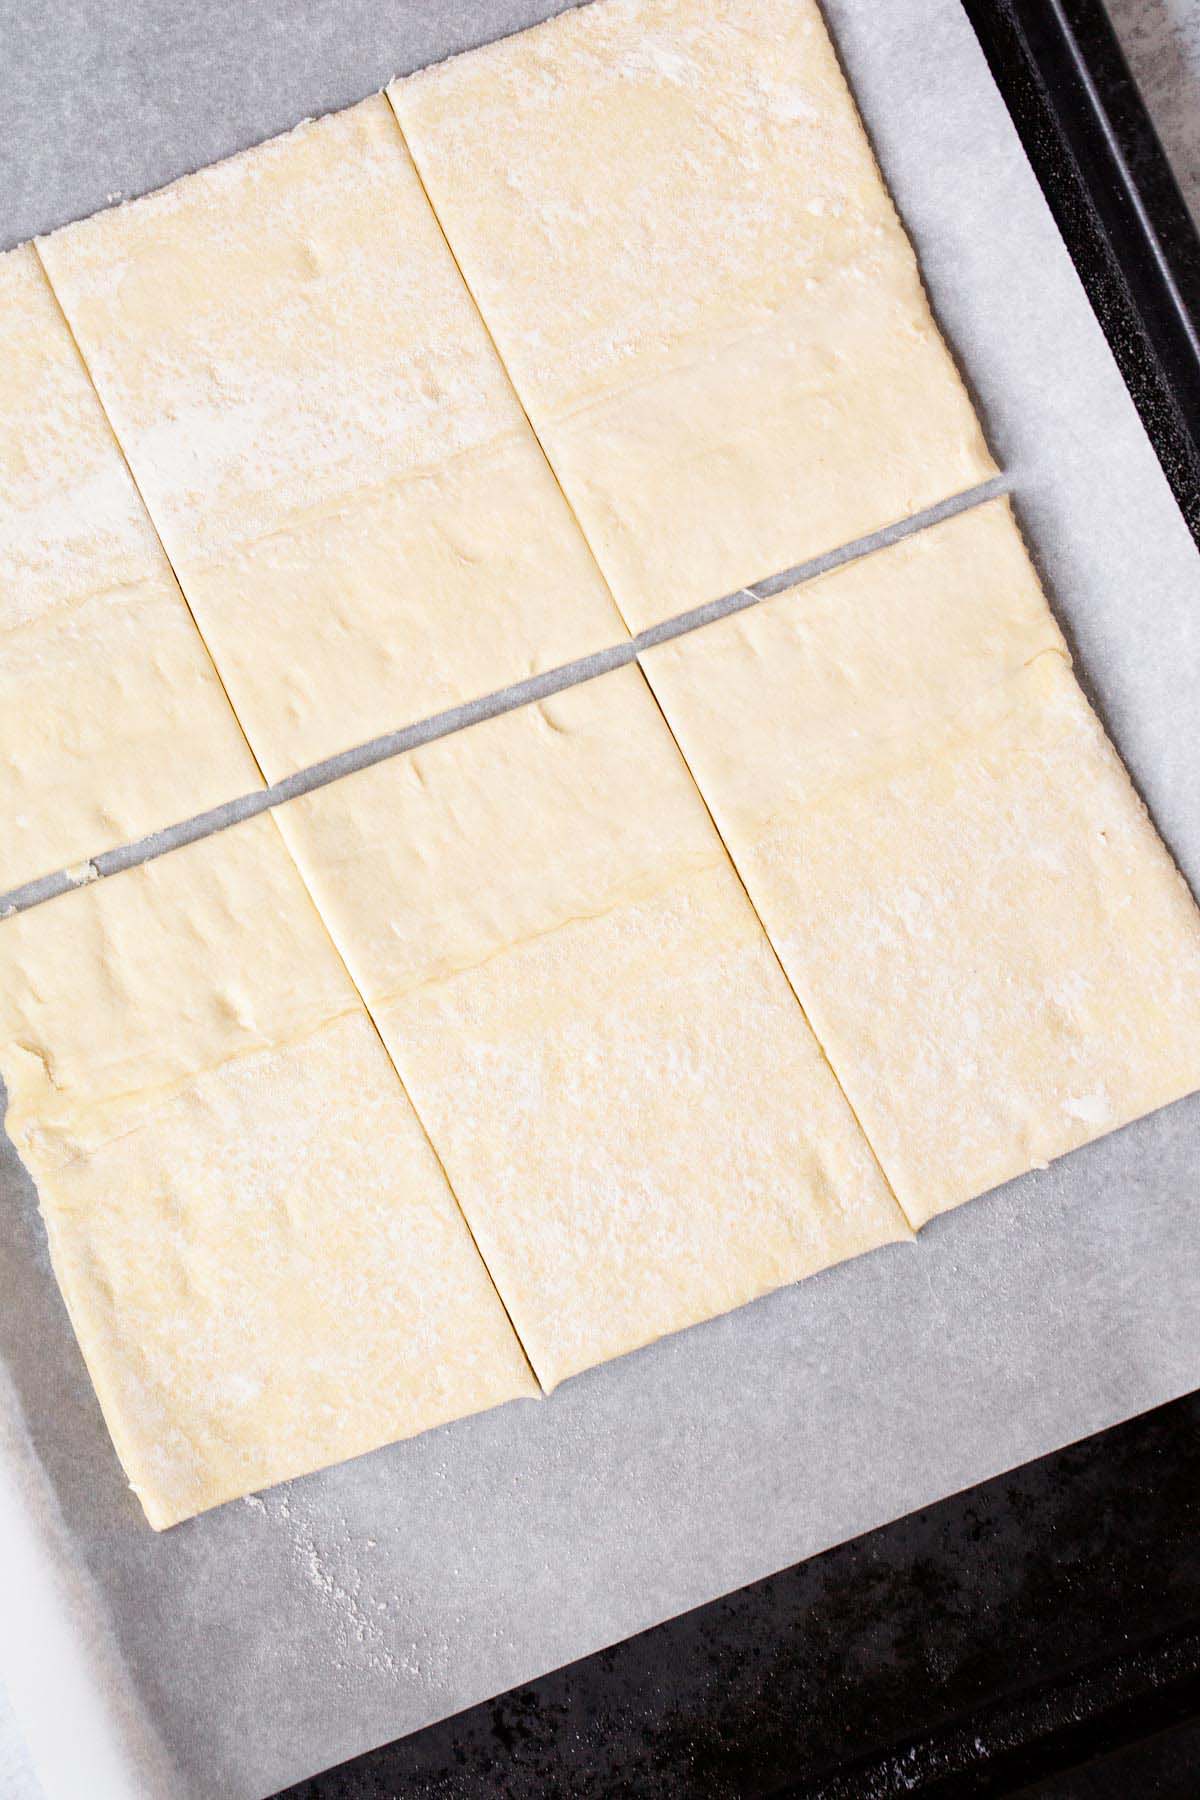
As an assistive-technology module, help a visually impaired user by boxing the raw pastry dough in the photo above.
[642,500,1200,1226]
[0,815,536,1528]
[38,97,624,781]
[278,667,909,1391]
[0,244,259,894]
[390,0,996,632]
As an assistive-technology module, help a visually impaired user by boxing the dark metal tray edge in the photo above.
[280,4,1200,1794]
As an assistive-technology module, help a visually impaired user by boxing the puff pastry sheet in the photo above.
[391,0,996,631]
[0,245,259,893]
[0,816,536,1527]
[39,97,624,780]
[642,500,1200,1226]
[279,666,910,1391]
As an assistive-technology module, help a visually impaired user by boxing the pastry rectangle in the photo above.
[390,0,995,632]
[642,500,1200,1226]
[0,244,260,893]
[278,667,909,1391]
[38,97,625,780]
[0,816,536,1528]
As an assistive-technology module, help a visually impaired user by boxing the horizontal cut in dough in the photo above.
[641,499,1200,1227]
[278,666,909,1392]
[390,0,996,633]
[38,96,624,781]
[0,244,260,894]
[0,815,536,1528]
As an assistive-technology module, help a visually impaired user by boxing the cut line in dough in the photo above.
[0,244,261,895]
[642,498,1200,1225]
[278,666,911,1392]
[38,96,626,782]
[390,0,996,632]
[0,814,537,1528]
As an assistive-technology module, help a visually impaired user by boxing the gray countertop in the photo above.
[1110,0,1200,224]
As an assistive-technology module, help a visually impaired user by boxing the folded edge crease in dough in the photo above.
[0,814,538,1528]
[0,242,261,896]
[278,665,912,1391]
[36,95,627,781]
[390,0,997,632]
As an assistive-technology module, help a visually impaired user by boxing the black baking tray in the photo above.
[278,3,1200,1793]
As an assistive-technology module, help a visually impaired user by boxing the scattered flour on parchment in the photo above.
[240,1487,425,1683]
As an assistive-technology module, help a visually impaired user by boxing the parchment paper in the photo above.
[1,2,1198,1796]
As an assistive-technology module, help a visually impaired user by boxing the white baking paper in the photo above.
[0,2,1198,1796]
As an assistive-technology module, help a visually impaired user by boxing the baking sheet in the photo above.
[1,0,1198,1795]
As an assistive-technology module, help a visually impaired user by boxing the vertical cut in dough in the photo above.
[0,244,260,894]
[642,499,1200,1227]
[38,97,625,781]
[0,815,536,1529]
[278,667,909,1392]
[389,0,996,633]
